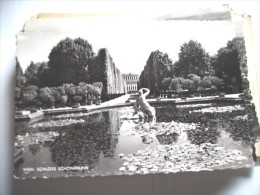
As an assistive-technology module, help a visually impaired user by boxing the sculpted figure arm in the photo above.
[140,88,150,97]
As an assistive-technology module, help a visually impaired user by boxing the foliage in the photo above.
[181,79,195,91]
[15,60,26,105]
[60,95,68,105]
[92,82,103,96]
[169,77,182,92]
[89,49,107,84]
[73,95,82,103]
[57,86,66,95]
[138,50,173,94]
[187,74,201,86]
[153,51,173,92]
[52,88,61,104]
[23,85,38,106]
[162,77,172,90]
[48,37,94,86]
[18,81,103,109]
[212,38,243,93]
[174,40,211,78]
[38,87,55,106]
[24,61,49,87]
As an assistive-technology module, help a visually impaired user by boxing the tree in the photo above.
[153,51,173,93]
[92,82,103,96]
[38,87,55,107]
[56,86,67,106]
[63,83,76,106]
[169,77,195,92]
[169,78,182,92]
[24,61,40,86]
[48,37,94,86]
[51,87,61,105]
[89,49,108,94]
[24,61,49,87]
[22,85,38,107]
[138,50,173,95]
[212,38,243,93]
[15,59,26,106]
[181,79,195,91]
[174,40,211,78]
[162,77,172,91]
[187,74,201,90]
[73,96,82,104]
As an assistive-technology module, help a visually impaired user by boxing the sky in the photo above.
[16,5,241,75]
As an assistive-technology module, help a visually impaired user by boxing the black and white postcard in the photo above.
[14,3,259,179]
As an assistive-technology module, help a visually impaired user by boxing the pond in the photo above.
[14,102,255,178]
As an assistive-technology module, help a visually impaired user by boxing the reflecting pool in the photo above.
[14,102,255,178]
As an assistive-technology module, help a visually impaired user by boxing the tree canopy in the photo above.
[15,59,26,105]
[24,61,49,87]
[212,38,243,92]
[173,40,211,78]
[153,50,173,92]
[48,37,94,86]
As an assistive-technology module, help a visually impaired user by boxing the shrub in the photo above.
[22,85,38,106]
[73,95,82,103]
[38,87,55,107]
[162,77,172,90]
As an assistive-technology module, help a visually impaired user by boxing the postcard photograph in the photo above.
[14,4,259,179]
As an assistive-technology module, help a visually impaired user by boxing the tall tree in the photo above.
[24,61,49,87]
[15,59,26,106]
[212,38,243,93]
[139,50,173,95]
[48,37,94,86]
[153,51,173,94]
[174,40,211,78]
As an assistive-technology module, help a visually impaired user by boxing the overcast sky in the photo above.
[16,4,241,74]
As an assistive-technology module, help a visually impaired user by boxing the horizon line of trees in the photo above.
[15,37,126,109]
[138,38,247,96]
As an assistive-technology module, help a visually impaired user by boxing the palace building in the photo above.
[122,73,139,93]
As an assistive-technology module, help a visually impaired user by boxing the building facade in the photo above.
[122,73,139,93]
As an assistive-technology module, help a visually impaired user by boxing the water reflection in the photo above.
[29,144,41,156]
[155,104,252,146]
[187,123,220,145]
[50,110,120,170]
[14,103,254,177]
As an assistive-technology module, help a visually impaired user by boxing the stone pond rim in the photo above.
[15,95,244,122]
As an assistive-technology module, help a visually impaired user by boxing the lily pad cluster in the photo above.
[15,131,60,147]
[187,123,220,145]
[233,114,248,121]
[176,103,212,108]
[119,143,251,174]
[31,118,85,129]
[191,105,244,113]
[120,120,195,138]
[223,118,252,144]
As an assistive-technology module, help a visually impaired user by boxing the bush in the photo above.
[38,87,55,107]
[20,81,104,109]
[92,82,103,96]
[73,95,82,103]
[199,76,223,91]
[162,77,172,90]
[22,85,39,106]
